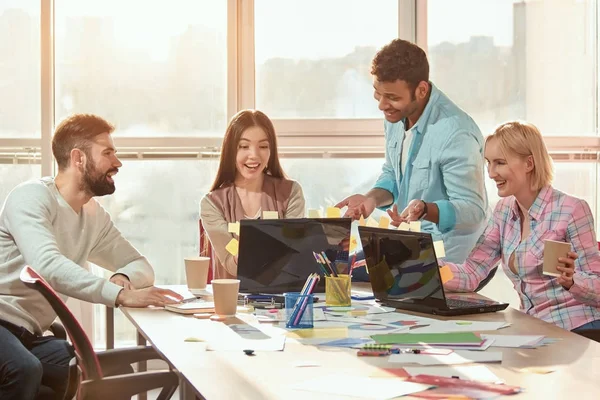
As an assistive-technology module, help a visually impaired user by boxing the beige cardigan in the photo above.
[200,175,305,279]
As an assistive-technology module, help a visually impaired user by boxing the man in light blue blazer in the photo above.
[337,39,489,264]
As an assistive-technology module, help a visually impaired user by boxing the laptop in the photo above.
[237,218,352,294]
[358,226,508,316]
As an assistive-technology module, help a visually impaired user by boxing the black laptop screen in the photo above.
[358,227,447,307]
[237,218,352,293]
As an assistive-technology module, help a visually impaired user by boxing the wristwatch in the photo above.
[418,200,428,220]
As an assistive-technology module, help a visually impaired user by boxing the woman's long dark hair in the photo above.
[210,110,286,191]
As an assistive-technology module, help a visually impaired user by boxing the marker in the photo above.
[357,350,389,357]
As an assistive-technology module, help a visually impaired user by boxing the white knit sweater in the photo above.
[0,177,154,335]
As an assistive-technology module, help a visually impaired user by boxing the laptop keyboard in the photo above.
[446,298,488,309]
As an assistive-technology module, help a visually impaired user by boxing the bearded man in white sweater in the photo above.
[0,114,183,400]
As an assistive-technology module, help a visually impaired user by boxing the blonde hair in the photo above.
[486,121,553,190]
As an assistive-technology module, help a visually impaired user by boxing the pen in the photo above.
[357,350,389,357]
[321,252,339,277]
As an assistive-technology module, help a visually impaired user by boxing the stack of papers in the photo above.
[290,374,432,399]
[370,332,491,350]
[389,350,503,366]
[401,365,502,383]
[480,334,549,348]
[408,320,510,333]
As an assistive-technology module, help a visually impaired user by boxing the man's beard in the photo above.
[83,162,117,197]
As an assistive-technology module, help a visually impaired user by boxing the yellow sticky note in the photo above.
[225,238,239,256]
[366,217,379,228]
[397,222,410,231]
[379,217,390,229]
[409,221,421,232]
[286,327,348,339]
[227,222,240,235]
[358,215,366,226]
[349,237,358,253]
[326,207,341,218]
[433,240,446,258]
[439,265,454,284]
[262,211,279,220]
[308,209,322,218]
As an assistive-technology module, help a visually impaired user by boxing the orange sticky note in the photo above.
[225,238,239,256]
[379,217,390,229]
[358,215,366,226]
[439,265,454,284]
[326,207,341,218]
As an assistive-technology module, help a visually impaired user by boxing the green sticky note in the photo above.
[456,322,472,325]
[370,332,481,345]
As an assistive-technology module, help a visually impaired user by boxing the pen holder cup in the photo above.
[325,274,352,307]
[284,292,314,329]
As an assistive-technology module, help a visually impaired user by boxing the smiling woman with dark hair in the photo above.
[200,109,305,279]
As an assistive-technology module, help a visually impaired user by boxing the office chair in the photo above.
[20,265,178,400]
[573,243,600,343]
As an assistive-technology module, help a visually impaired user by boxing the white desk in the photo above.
[121,286,600,399]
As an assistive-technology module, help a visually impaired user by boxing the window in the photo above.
[254,0,398,118]
[0,1,40,138]
[427,0,597,136]
[55,0,228,137]
[1,0,599,349]
[0,165,41,204]
[281,158,385,209]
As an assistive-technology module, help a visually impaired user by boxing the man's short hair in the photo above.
[371,39,429,90]
[52,114,115,170]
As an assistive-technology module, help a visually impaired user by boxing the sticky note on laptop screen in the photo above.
[439,265,454,284]
[349,237,358,253]
[228,222,240,236]
[433,240,446,258]
[409,221,421,232]
[326,207,341,218]
[379,217,390,229]
[358,215,366,226]
[262,211,279,220]
[308,209,322,218]
[225,238,239,256]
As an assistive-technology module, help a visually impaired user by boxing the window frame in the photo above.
[0,0,599,348]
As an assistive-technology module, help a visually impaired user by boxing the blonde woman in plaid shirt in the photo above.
[443,121,600,332]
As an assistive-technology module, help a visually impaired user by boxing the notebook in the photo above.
[164,299,215,315]
[358,227,508,316]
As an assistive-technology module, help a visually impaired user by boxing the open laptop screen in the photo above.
[358,227,447,308]
[238,218,351,293]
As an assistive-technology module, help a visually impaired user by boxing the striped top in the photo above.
[445,186,600,330]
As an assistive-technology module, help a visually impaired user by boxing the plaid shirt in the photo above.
[445,186,600,330]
